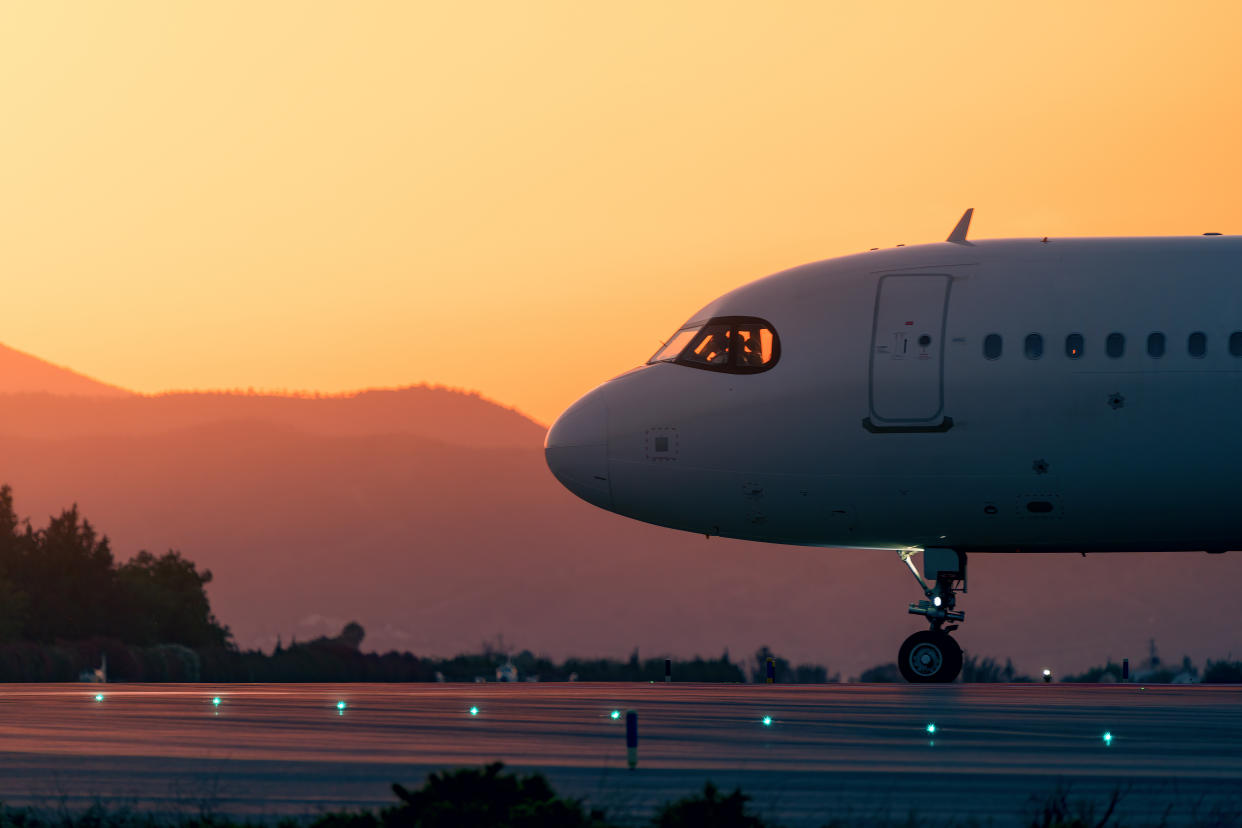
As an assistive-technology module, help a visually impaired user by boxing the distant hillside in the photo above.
[0,344,131,397]
[0,387,544,448]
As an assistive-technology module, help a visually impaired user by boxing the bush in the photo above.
[652,782,770,828]
[139,644,201,682]
[1202,660,1242,683]
[1023,783,1121,828]
[1061,662,1127,683]
[857,663,901,682]
[365,762,610,828]
[961,655,1028,683]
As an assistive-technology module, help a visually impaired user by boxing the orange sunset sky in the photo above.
[2,2,1240,425]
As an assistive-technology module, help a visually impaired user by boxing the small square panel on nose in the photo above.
[645,427,679,461]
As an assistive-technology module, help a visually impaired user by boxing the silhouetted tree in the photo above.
[19,505,114,642]
[340,621,366,650]
[115,550,230,647]
[1203,660,1242,683]
[0,486,230,654]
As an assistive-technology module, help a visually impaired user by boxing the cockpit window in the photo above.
[648,316,780,373]
[649,326,701,363]
[681,322,733,366]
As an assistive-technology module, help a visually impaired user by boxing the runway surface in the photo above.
[0,683,1239,825]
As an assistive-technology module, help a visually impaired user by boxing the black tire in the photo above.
[897,630,963,683]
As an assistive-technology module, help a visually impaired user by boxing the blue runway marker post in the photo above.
[665,658,672,683]
[1122,659,1130,681]
[765,657,775,684]
[625,710,638,769]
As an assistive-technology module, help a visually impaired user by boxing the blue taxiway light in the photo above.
[610,709,620,720]
[762,716,773,727]
[469,706,479,716]
[1103,731,1113,745]
[212,696,221,707]
[926,723,936,735]
[336,701,347,714]
[93,693,104,702]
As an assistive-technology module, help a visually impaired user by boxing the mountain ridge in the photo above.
[0,343,133,397]
[0,386,545,448]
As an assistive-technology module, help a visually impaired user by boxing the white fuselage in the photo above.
[546,235,1242,555]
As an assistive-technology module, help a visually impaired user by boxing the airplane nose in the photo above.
[544,390,612,511]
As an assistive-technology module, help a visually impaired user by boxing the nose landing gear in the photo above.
[897,549,966,683]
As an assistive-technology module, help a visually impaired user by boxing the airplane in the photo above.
[544,209,1242,682]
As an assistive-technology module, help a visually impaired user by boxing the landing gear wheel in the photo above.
[898,630,962,683]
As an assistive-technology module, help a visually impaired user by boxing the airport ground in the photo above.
[0,684,1238,826]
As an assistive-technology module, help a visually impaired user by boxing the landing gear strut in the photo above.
[897,548,966,683]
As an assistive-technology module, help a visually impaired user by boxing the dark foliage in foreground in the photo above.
[0,767,1240,827]
[650,782,766,828]
[309,762,612,828]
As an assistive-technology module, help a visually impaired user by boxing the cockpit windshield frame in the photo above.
[647,315,781,374]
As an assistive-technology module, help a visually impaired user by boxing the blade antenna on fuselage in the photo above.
[946,208,974,244]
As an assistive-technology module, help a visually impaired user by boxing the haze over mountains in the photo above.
[1,343,1239,678]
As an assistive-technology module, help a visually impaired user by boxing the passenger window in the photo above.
[648,316,780,373]
[1188,331,1207,358]
[1147,332,1166,359]
[1106,332,1125,359]
[1230,332,1242,357]
[1024,333,1043,360]
[983,334,1002,360]
[1065,333,1083,359]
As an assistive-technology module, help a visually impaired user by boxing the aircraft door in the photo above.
[866,274,952,431]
